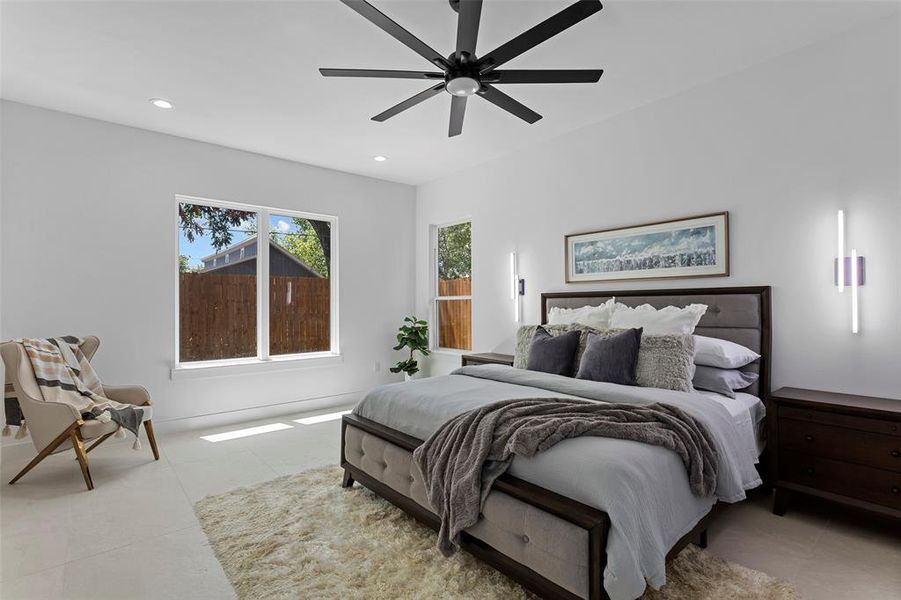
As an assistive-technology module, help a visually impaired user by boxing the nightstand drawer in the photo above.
[779,419,901,473]
[780,405,901,437]
[780,451,901,510]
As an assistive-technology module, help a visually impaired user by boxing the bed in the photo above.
[341,286,771,600]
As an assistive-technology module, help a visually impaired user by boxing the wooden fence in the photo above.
[179,273,330,362]
[437,278,472,350]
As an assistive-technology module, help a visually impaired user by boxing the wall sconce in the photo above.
[835,210,865,333]
[510,251,525,322]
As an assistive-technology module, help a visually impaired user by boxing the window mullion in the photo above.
[259,209,271,361]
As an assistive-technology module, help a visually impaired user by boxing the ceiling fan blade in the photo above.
[455,0,483,61]
[340,0,450,70]
[320,68,445,80]
[448,95,467,137]
[478,0,602,73]
[482,69,603,84]
[477,84,542,124]
[372,83,446,122]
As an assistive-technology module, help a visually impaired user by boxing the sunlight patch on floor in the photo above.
[293,410,351,425]
[200,422,293,442]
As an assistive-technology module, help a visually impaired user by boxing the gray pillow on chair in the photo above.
[576,328,643,386]
[526,327,582,376]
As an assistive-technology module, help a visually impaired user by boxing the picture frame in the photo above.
[565,212,729,283]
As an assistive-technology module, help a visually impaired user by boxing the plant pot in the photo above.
[404,371,423,382]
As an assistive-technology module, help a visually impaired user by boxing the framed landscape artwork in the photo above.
[565,212,729,283]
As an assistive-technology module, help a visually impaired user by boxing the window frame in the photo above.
[431,218,472,352]
[173,194,339,371]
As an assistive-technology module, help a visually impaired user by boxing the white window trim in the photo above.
[430,218,472,352]
[173,194,339,374]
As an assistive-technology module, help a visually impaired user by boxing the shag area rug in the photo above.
[195,466,798,600]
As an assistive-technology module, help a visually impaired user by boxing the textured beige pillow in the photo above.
[635,333,696,392]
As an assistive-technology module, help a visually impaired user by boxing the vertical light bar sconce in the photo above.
[834,209,865,333]
[510,251,524,322]
[836,210,845,293]
[850,248,859,334]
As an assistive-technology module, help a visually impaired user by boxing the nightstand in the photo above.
[461,352,514,367]
[770,387,901,520]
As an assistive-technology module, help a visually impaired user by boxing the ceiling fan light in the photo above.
[446,77,480,97]
[149,98,173,109]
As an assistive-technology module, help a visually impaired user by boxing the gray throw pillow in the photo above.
[526,327,582,376]
[693,365,759,398]
[576,328,643,385]
[635,334,696,392]
[513,324,572,368]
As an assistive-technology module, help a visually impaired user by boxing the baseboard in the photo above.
[148,391,365,435]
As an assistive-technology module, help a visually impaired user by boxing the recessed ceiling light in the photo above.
[150,98,173,109]
[373,155,387,162]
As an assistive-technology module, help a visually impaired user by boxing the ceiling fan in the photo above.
[320,0,604,137]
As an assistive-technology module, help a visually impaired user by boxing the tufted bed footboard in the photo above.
[342,413,709,600]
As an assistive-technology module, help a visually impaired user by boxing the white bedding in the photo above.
[696,390,766,460]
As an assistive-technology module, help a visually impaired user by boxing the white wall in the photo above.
[416,14,901,399]
[1,102,415,423]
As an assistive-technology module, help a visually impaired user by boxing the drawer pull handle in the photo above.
[893,487,900,495]
[805,467,816,476]
[804,435,815,443]
[891,450,900,458]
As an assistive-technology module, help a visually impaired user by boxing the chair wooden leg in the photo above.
[70,429,94,491]
[143,420,160,461]
[85,432,115,454]
[9,422,80,485]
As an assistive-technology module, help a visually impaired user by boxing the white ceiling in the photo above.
[1,0,896,185]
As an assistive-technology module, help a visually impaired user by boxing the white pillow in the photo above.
[609,303,707,335]
[547,298,616,329]
[693,335,760,369]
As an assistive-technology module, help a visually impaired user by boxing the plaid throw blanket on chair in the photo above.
[20,337,144,447]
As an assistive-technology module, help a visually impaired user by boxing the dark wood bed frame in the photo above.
[341,285,772,600]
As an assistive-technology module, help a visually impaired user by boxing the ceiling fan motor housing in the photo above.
[445,51,482,96]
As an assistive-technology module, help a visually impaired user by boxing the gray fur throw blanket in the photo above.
[412,398,718,556]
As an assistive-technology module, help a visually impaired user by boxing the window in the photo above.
[267,213,332,356]
[433,221,471,350]
[177,196,337,365]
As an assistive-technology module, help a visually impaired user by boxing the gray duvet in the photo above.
[353,365,762,600]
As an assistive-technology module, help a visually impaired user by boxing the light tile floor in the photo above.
[1,406,899,600]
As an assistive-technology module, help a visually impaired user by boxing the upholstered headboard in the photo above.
[541,286,771,399]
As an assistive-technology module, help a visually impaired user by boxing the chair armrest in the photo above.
[16,394,81,451]
[102,384,152,406]
[18,394,80,422]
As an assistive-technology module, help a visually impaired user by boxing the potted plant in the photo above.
[390,316,430,380]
